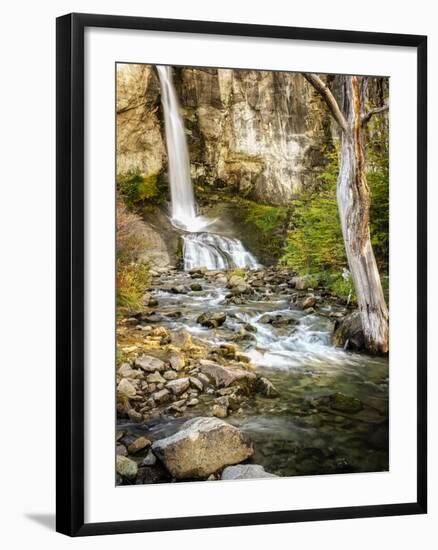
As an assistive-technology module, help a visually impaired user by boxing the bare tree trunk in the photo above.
[337,76,389,354]
[303,73,389,354]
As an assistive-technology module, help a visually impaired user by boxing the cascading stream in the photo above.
[157,65,260,271]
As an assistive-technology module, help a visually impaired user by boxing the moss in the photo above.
[117,170,168,208]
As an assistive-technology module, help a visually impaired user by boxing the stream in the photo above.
[118,269,389,477]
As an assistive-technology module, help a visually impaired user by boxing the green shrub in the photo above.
[117,171,166,208]
[234,199,289,263]
[117,261,150,310]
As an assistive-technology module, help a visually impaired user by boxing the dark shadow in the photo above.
[25,513,56,531]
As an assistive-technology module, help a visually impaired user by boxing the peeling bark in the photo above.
[304,73,389,354]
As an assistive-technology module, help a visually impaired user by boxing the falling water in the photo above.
[157,65,260,270]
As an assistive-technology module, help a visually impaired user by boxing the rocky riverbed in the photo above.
[116,267,389,485]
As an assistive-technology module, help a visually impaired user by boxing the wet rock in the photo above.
[147,298,159,307]
[221,464,279,480]
[256,376,280,398]
[135,354,166,373]
[116,444,128,456]
[212,404,228,418]
[199,360,257,390]
[332,310,365,351]
[141,450,157,466]
[152,417,254,479]
[146,371,166,384]
[190,283,203,291]
[170,285,186,294]
[166,377,190,395]
[116,456,138,480]
[197,311,227,328]
[152,388,171,405]
[314,392,363,414]
[259,313,298,327]
[128,409,143,423]
[302,296,317,309]
[244,323,257,333]
[117,379,137,399]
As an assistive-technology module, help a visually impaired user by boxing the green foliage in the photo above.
[236,199,289,263]
[282,149,347,276]
[227,267,247,279]
[328,274,356,303]
[116,199,150,311]
[117,171,166,208]
[367,121,389,273]
[117,261,150,310]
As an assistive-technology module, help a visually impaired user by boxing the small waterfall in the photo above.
[183,233,259,271]
[157,65,260,271]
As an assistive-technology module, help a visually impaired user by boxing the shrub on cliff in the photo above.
[116,199,150,310]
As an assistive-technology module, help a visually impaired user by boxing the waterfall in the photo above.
[157,65,260,271]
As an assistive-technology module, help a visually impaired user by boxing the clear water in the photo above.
[119,271,389,478]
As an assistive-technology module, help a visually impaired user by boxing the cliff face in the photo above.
[117,64,335,205]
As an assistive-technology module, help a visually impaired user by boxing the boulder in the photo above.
[221,464,279,480]
[152,417,254,479]
[166,377,190,395]
[332,310,365,351]
[135,354,166,373]
[116,455,138,480]
[189,376,204,392]
[199,360,256,390]
[163,370,177,381]
[141,450,157,466]
[197,311,227,328]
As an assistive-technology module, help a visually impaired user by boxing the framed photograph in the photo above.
[56,13,427,536]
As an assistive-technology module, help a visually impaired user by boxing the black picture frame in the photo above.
[56,12,427,537]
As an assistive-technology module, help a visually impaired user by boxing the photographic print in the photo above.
[115,63,390,485]
[114,63,390,485]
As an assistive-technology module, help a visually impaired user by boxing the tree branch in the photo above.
[361,104,389,126]
[302,73,348,133]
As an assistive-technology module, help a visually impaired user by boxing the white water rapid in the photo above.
[157,65,260,271]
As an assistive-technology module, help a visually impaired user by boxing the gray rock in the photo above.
[152,417,254,479]
[332,310,365,351]
[189,376,204,392]
[127,409,143,423]
[163,370,178,381]
[146,371,166,384]
[199,360,256,390]
[169,353,186,371]
[141,450,157,466]
[221,464,279,480]
[166,377,190,395]
[135,354,166,373]
[187,398,199,407]
[152,388,171,405]
[116,455,138,480]
[116,444,127,456]
[117,379,137,399]
[197,312,227,328]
